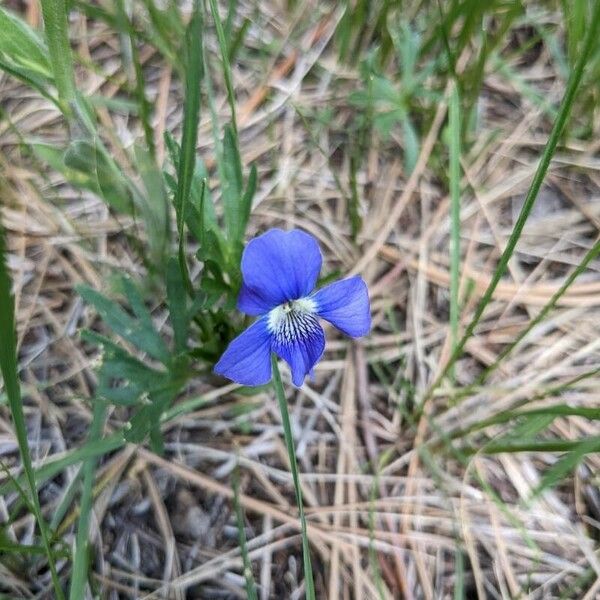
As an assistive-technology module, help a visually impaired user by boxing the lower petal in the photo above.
[214,318,272,386]
[272,321,325,387]
[312,276,371,338]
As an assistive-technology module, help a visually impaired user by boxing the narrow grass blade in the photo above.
[0,540,63,556]
[453,547,465,600]
[451,236,600,406]
[40,0,76,111]
[271,355,316,599]
[114,0,156,158]
[454,404,600,442]
[0,432,126,498]
[0,219,65,599]
[175,1,203,293]
[481,236,600,377]
[228,17,251,63]
[448,81,461,381]
[232,464,258,600]
[69,400,107,600]
[530,436,600,500]
[49,466,83,533]
[426,2,600,399]
[0,393,212,500]
[471,437,600,455]
[208,0,238,136]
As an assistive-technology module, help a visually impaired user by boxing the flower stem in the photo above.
[270,354,316,600]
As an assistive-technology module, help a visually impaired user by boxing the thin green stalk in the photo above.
[69,400,107,599]
[448,81,461,381]
[271,355,316,600]
[40,0,76,112]
[0,220,65,599]
[424,1,600,402]
[481,236,600,376]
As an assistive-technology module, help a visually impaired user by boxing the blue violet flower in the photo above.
[214,228,371,387]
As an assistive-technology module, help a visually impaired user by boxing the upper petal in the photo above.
[312,276,371,338]
[271,312,325,387]
[237,282,274,316]
[213,317,272,386]
[238,229,322,313]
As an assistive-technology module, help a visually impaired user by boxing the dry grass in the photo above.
[1,1,599,598]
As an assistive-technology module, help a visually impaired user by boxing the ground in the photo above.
[1,1,600,598]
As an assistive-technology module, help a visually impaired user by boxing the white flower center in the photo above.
[267,297,319,344]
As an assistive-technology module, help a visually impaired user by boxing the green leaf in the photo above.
[166,258,189,353]
[402,116,420,176]
[60,140,133,214]
[78,285,170,364]
[125,387,179,445]
[240,163,257,243]
[40,0,76,111]
[0,6,52,78]
[119,277,160,335]
[0,56,58,106]
[134,146,170,269]
[81,329,170,406]
[221,123,244,243]
[174,1,204,293]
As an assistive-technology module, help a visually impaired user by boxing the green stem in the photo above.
[271,354,316,600]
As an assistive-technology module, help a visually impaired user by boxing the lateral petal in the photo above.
[313,276,371,338]
[213,318,272,386]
